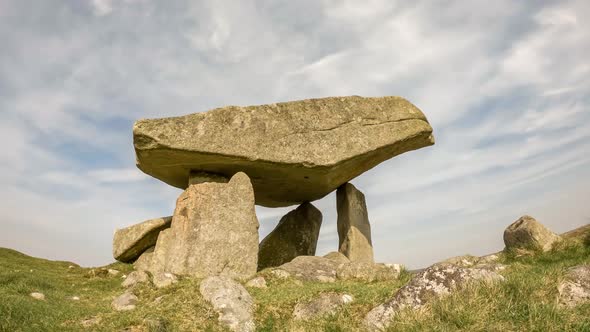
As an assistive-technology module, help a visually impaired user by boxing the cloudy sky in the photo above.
[1,0,589,269]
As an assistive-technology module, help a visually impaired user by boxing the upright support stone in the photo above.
[258,202,322,271]
[336,183,374,263]
[148,172,259,280]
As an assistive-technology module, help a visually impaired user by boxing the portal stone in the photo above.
[258,202,322,270]
[147,172,259,280]
[336,183,374,263]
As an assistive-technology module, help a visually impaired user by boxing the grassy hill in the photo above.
[1,225,589,332]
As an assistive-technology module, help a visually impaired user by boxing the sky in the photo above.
[0,0,589,269]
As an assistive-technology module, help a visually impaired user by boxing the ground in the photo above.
[1,226,589,332]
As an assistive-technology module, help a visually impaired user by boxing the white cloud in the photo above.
[0,0,588,269]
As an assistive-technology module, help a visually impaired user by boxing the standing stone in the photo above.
[148,172,259,280]
[112,216,172,263]
[503,215,561,252]
[336,183,374,263]
[258,202,322,270]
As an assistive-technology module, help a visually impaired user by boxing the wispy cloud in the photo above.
[0,0,588,268]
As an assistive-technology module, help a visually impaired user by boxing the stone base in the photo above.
[336,183,374,263]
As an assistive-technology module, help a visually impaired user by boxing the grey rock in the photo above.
[364,264,504,331]
[152,272,178,289]
[337,183,374,263]
[112,216,172,263]
[558,265,590,308]
[276,256,343,282]
[199,276,255,332]
[112,292,138,311]
[121,271,149,288]
[245,276,267,288]
[30,292,45,300]
[293,293,354,321]
[148,172,259,280]
[134,96,434,207]
[258,202,322,270]
[504,215,561,252]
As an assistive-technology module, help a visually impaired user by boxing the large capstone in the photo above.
[147,172,259,280]
[337,183,374,263]
[258,202,322,270]
[113,216,172,263]
[134,96,434,207]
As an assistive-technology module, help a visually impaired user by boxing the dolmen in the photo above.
[113,96,434,280]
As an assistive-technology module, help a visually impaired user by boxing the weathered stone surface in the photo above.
[337,183,374,263]
[133,246,154,271]
[275,256,343,283]
[152,272,178,289]
[148,172,259,280]
[364,264,504,331]
[258,202,322,270]
[113,216,172,263]
[134,96,434,207]
[293,293,354,321]
[558,265,590,308]
[323,251,351,264]
[504,215,561,252]
[122,271,149,288]
[112,292,138,311]
[336,262,401,282]
[199,276,255,332]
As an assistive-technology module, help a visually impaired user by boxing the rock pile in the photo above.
[113,96,434,281]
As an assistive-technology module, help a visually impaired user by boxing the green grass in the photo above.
[1,230,589,331]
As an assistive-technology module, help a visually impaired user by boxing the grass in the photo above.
[0,226,589,331]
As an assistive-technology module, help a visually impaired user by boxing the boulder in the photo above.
[134,96,434,207]
[558,265,590,308]
[293,293,354,321]
[199,276,255,332]
[148,172,259,280]
[152,272,178,289]
[122,271,149,288]
[323,251,351,264]
[112,292,138,311]
[258,202,322,270]
[504,216,561,252]
[364,264,504,331]
[336,262,401,282]
[112,216,172,262]
[337,183,374,263]
[133,246,154,271]
[275,256,343,283]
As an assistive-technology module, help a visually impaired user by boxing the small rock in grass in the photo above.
[107,269,120,276]
[270,269,291,280]
[112,292,138,311]
[30,292,45,300]
[152,272,178,289]
[199,276,255,332]
[122,271,149,288]
[293,293,354,321]
[558,265,590,308]
[80,316,101,327]
[71,296,80,301]
[245,276,267,288]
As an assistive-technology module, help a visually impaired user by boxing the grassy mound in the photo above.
[1,226,589,331]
